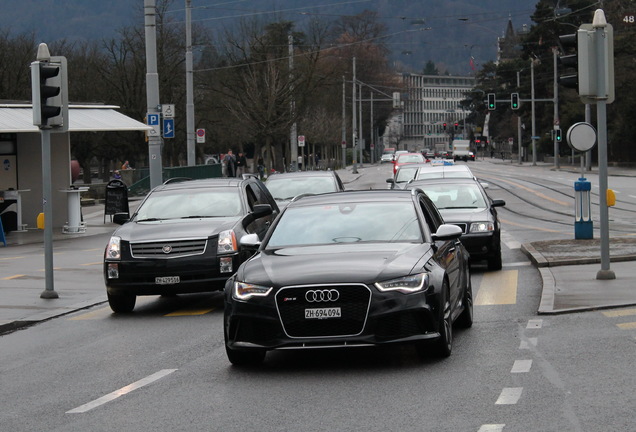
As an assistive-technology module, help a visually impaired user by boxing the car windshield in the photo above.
[267,202,422,247]
[266,177,337,200]
[395,166,419,183]
[418,183,487,210]
[397,154,424,163]
[416,168,473,180]
[135,188,243,220]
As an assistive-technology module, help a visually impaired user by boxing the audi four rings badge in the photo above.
[305,289,340,302]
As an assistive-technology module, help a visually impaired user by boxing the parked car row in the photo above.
[103,162,508,365]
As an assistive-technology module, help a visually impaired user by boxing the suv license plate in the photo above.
[305,307,341,319]
[156,276,180,285]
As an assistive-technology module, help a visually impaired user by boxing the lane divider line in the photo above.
[478,425,505,432]
[66,369,177,414]
[602,308,636,318]
[495,387,523,405]
[511,359,533,373]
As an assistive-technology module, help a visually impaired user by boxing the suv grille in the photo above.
[130,239,208,258]
[275,284,371,338]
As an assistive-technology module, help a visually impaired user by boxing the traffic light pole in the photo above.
[553,48,560,170]
[593,12,614,280]
[40,126,57,298]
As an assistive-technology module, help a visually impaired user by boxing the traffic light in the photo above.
[454,122,459,131]
[511,93,519,110]
[31,44,68,128]
[555,128,562,142]
[443,122,447,131]
[487,93,495,110]
[558,32,579,90]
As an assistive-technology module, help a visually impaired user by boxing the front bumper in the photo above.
[104,253,241,296]
[459,231,499,259]
[225,284,442,351]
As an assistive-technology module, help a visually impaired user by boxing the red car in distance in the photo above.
[393,152,425,174]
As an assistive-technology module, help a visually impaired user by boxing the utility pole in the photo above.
[517,71,522,164]
[553,48,560,169]
[352,57,358,174]
[358,82,363,167]
[145,0,163,188]
[289,34,298,172]
[341,76,346,169]
[530,58,537,166]
[185,0,195,166]
[370,92,374,164]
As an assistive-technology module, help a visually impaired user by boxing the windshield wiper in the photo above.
[136,218,164,222]
[180,215,214,219]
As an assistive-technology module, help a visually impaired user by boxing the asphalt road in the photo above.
[1,160,635,431]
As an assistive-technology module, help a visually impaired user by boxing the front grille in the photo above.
[451,223,468,234]
[275,284,371,338]
[130,239,208,258]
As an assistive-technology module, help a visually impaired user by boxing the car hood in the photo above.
[438,208,491,224]
[113,217,241,241]
[239,243,431,286]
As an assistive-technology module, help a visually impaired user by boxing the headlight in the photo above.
[105,236,121,260]
[218,230,237,254]
[469,222,494,233]
[233,282,272,300]
[375,273,429,294]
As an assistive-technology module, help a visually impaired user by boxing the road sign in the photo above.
[147,113,160,136]
[196,128,205,143]
[163,118,175,139]
[162,104,175,118]
[298,135,305,147]
[341,140,346,149]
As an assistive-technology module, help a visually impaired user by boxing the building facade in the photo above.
[400,74,476,152]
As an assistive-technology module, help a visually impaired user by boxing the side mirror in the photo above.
[112,212,130,225]
[491,199,506,208]
[432,224,463,241]
[239,233,261,250]
[243,203,273,227]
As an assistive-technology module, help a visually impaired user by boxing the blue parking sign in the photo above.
[147,113,159,126]
[163,118,175,139]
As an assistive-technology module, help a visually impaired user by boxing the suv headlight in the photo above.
[470,222,494,233]
[233,282,272,300]
[375,273,429,294]
[218,230,237,254]
[105,236,121,260]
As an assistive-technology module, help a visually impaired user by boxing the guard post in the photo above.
[574,178,593,239]
[566,122,597,240]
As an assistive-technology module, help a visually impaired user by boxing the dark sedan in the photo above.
[264,170,345,209]
[223,190,473,365]
[103,177,279,313]
[408,178,505,270]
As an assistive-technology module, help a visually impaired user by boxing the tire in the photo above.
[434,282,453,358]
[107,292,136,313]
[456,273,473,329]
[487,248,503,271]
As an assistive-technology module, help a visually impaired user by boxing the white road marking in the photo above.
[478,425,505,432]
[501,231,521,250]
[66,369,177,414]
[519,337,538,349]
[495,387,523,405]
[526,319,543,329]
[511,359,533,373]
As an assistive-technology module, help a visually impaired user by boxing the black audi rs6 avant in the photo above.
[223,189,473,365]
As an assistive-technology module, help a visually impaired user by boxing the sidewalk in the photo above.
[2,164,636,336]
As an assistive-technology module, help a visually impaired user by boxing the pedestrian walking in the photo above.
[223,150,236,178]
[235,152,247,177]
